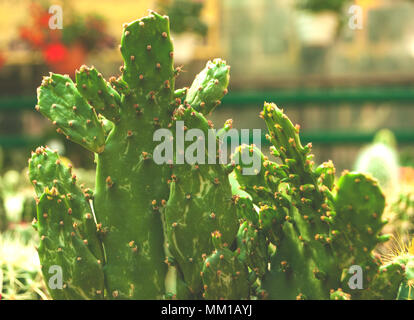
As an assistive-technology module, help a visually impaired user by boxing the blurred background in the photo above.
[1,0,414,170]
[1,0,414,299]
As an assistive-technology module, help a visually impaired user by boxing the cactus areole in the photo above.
[29,12,413,300]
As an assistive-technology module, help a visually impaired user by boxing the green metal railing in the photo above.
[221,87,414,145]
[0,96,37,110]
[1,86,414,148]
[222,86,414,105]
[220,87,414,145]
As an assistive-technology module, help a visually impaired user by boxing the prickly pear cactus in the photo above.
[29,11,244,300]
[30,12,174,299]
[230,102,405,300]
[29,11,408,300]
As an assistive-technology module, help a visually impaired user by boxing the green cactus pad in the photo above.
[332,172,388,268]
[120,11,175,95]
[29,147,103,262]
[165,106,238,295]
[36,190,104,299]
[36,74,106,153]
[330,289,351,300]
[75,65,121,123]
[201,233,249,300]
[186,59,230,115]
[237,221,269,277]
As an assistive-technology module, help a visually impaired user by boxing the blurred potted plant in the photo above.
[0,229,50,300]
[0,168,38,230]
[296,0,350,46]
[19,1,115,75]
[158,0,208,63]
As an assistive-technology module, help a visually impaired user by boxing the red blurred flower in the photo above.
[19,26,30,40]
[20,26,45,48]
[19,1,113,69]
[0,52,5,69]
[37,12,51,28]
[43,43,68,64]
[0,52,6,69]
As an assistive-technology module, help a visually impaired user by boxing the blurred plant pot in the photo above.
[171,32,200,64]
[45,43,87,76]
[296,11,339,46]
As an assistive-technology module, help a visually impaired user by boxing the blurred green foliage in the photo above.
[159,0,208,36]
[297,0,350,14]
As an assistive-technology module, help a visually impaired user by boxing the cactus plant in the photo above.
[378,237,414,300]
[31,11,177,299]
[0,229,49,300]
[0,168,37,230]
[230,103,410,300]
[158,0,208,37]
[30,11,245,300]
[389,191,414,237]
[29,11,410,300]
[354,129,400,192]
